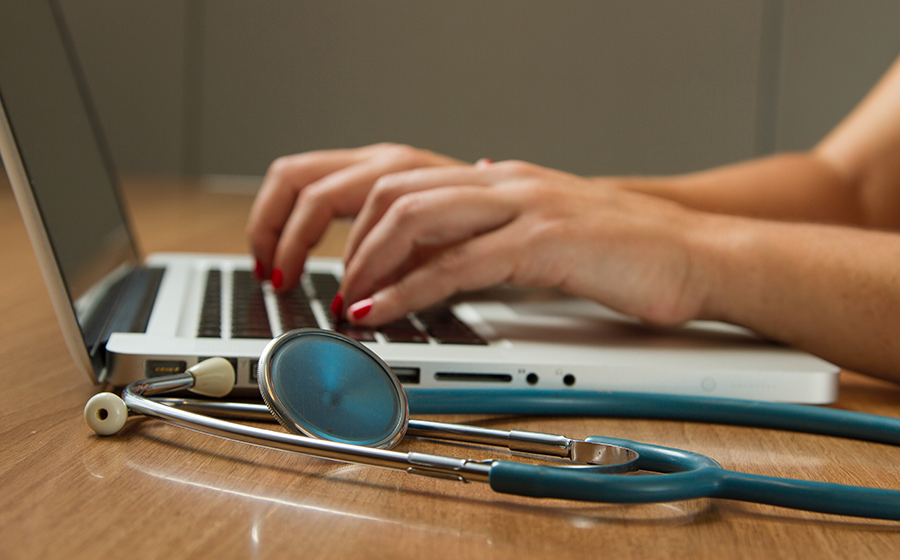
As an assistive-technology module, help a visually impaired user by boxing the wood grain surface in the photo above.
[2,177,899,560]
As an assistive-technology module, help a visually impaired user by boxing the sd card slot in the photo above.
[434,372,513,383]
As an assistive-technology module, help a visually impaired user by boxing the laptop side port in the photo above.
[434,372,513,383]
[144,360,186,377]
[392,367,421,384]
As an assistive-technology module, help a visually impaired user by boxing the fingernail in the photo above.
[271,268,283,290]
[330,294,344,317]
[349,298,373,320]
[476,158,493,167]
[253,258,266,280]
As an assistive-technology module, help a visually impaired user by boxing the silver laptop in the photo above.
[0,0,840,404]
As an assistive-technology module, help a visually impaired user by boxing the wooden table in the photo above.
[2,177,900,559]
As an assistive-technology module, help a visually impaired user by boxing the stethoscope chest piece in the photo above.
[257,329,409,449]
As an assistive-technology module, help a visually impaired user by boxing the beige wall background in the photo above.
[57,0,900,180]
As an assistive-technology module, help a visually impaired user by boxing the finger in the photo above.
[247,148,380,277]
[346,225,523,326]
[270,157,422,291]
[340,186,518,307]
[342,163,516,265]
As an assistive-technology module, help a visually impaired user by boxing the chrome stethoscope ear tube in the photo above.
[151,397,642,469]
[85,372,641,484]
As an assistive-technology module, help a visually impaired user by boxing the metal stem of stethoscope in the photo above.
[151,396,639,467]
[116,372,639,484]
[123,373,488,483]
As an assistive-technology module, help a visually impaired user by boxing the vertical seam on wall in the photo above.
[182,0,205,177]
[754,0,786,156]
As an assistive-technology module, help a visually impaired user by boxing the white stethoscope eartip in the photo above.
[84,392,128,436]
[187,357,235,398]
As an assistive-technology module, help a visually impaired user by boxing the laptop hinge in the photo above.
[89,266,165,363]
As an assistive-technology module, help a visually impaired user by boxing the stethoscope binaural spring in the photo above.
[84,329,900,520]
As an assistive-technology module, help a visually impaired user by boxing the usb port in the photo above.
[392,367,420,384]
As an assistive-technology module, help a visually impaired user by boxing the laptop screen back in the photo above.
[0,0,138,369]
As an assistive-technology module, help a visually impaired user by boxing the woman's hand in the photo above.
[338,160,716,327]
[246,143,462,291]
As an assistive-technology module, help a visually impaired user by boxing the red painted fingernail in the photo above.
[476,158,493,166]
[349,298,373,320]
[271,268,283,290]
[253,258,265,280]
[330,294,344,317]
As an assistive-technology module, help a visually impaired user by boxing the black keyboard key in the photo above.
[417,305,487,345]
[197,269,221,338]
[335,323,378,342]
[276,284,318,330]
[377,317,427,343]
[429,331,487,345]
[309,273,340,303]
[231,270,272,339]
[280,316,318,330]
[233,329,275,339]
[381,327,429,343]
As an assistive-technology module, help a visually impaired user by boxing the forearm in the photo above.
[611,152,865,226]
[693,214,900,382]
[617,55,900,230]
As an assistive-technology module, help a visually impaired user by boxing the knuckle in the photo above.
[514,180,550,205]
[265,155,294,182]
[383,144,421,167]
[433,245,469,276]
[387,192,428,227]
[370,174,403,205]
[296,184,325,209]
[371,141,401,152]
[265,153,319,189]
[497,159,536,176]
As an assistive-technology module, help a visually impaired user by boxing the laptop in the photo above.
[0,0,840,404]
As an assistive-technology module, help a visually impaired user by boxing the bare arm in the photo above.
[620,54,900,231]
[694,215,900,382]
[609,54,900,381]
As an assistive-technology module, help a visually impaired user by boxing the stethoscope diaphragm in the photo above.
[257,329,409,449]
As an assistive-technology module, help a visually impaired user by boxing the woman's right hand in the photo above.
[246,143,462,292]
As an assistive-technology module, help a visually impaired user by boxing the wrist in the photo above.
[680,211,755,324]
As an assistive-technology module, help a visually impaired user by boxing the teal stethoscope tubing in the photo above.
[491,436,900,520]
[411,390,900,519]
[407,389,900,446]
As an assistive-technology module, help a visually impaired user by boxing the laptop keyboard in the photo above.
[198,269,487,345]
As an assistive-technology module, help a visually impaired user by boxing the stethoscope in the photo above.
[84,329,900,521]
